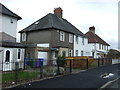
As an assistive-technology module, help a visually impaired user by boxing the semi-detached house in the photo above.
[19,7,90,65]
[85,26,110,58]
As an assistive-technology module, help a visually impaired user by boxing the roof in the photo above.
[85,31,110,46]
[0,3,22,20]
[0,41,26,48]
[19,13,87,37]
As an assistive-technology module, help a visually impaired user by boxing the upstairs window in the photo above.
[99,44,101,50]
[82,37,84,45]
[69,34,73,43]
[22,33,26,41]
[60,31,65,41]
[10,18,13,23]
[76,36,79,44]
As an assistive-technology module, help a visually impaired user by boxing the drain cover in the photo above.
[101,73,114,79]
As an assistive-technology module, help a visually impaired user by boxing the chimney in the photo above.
[54,7,63,18]
[89,26,95,34]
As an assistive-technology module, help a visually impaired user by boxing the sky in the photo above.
[0,0,119,49]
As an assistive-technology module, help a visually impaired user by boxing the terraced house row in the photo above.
[0,4,110,70]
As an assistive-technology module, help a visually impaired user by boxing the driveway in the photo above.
[12,63,120,89]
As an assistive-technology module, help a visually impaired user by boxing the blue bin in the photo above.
[25,57,29,65]
[40,58,44,67]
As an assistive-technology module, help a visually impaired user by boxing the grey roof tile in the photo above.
[0,3,22,20]
[19,13,87,37]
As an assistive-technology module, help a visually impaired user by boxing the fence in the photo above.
[1,58,112,88]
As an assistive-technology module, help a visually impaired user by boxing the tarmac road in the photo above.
[12,63,120,89]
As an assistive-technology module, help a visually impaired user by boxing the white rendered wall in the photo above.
[1,15,18,38]
[74,35,92,56]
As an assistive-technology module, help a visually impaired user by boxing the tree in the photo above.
[107,49,120,59]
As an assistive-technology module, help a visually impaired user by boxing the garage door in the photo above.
[38,51,48,65]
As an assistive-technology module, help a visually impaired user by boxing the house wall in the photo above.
[21,29,74,58]
[51,29,73,50]
[21,29,52,44]
[1,15,18,39]
[0,47,25,71]
[74,35,92,56]
[87,43,109,58]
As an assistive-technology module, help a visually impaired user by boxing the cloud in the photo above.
[1,0,118,49]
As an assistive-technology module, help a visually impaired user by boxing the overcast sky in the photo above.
[1,0,119,49]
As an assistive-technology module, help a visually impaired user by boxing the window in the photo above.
[107,46,108,51]
[76,36,78,44]
[69,34,73,43]
[76,50,79,56]
[92,52,94,57]
[69,49,72,56]
[18,49,21,59]
[5,50,10,62]
[10,18,13,23]
[55,51,58,57]
[22,33,26,41]
[81,51,83,56]
[99,44,101,49]
[60,31,65,41]
[102,45,103,50]
[82,37,84,45]
[62,51,66,57]
[104,45,106,50]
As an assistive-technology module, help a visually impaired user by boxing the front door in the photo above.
[3,48,13,71]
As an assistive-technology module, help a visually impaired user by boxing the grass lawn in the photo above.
[2,70,40,84]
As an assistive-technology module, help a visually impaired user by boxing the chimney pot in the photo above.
[54,7,63,18]
[89,26,95,34]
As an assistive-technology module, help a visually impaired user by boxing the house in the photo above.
[19,7,89,65]
[0,3,25,71]
[85,26,110,58]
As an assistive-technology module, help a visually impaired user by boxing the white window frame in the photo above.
[76,50,79,56]
[69,34,73,43]
[76,36,79,44]
[22,33,26,41]
[82,37,84,45]
[60,31,65,41]
[81,51,84,56]
[69,49,72,56]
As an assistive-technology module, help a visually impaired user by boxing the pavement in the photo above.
[11,63,120,89]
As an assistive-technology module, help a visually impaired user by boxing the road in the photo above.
[12,63,120,89]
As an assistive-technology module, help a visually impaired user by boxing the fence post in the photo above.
[15,62,19,83]
[86,59,89,69]
[57,61,60,75]
[69,60,72,73]
[98,58,100,67]
[40,59,43,79]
